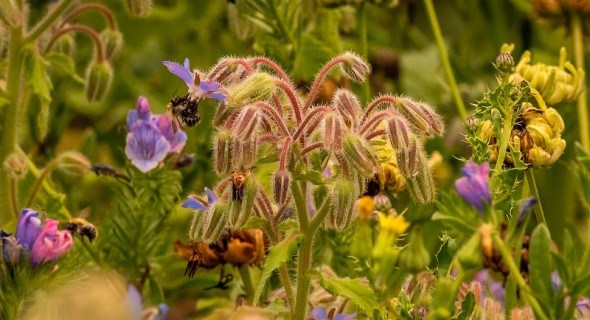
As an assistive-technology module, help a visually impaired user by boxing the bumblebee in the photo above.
[230,169,252,201]
[167,94,201,133]
[363,163,406,197]
[65,218,98,242]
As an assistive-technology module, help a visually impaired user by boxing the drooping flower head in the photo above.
[163,58,226,101]
[455,161,491,211]
[30,218,73,265]
[16,209,43,249]
[125,121,171,173]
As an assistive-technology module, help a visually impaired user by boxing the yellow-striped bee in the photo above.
[65,218,98,242]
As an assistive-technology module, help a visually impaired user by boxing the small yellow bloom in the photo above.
[378,212,409,235]
[356,195,375,220]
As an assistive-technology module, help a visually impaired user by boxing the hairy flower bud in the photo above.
[226,73,275,108]
[232,136,258,169]
[406,155,436,204]
[100,29,124,60]
[3,152,28,179]
[333,89,362,128]
[342,133,379,178]
[53,33,76,58]
[385,114,412,150]
[0,0,22,27]
[57,151,91,175]
[323,111,344,153]
[231,105,260,140]
[325,178,358,231]
[495,52,514,74]
[228,175,257,228]
[338,51,370,83]
[213,129,232,174]
[208,58,250,86]
[126,0,152,17]
[395,98,445,138]
[272,169,290,205]
[85,60,113,102]
[192,201,228,244]
[396,138,421,177]
[373,194,392,214]
[399,229,431,273]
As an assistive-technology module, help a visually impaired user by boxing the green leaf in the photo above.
[435,235,457,278]
[454,291,475,320]
[22,45,52,102]
[298,170,326,185]
[241,216,271,231]
[314,271,381,318]
[431,212,476,235]
[148,277,164,304]
[253,230,302,304]
[277,218,298,233]
[292,34,336,80]
[529,224,554,311]
[45,52,84,83]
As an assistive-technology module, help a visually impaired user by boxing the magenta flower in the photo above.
[163,58,226,101]
[15,209,43,249]
[125,121,171,173]
[30,219,73,265]
[455,161,491,211]
[151,114,187,153]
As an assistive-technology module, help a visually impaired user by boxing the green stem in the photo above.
[493,102,513,174]
[492,233,548,320]
[24,0,74,43]
[571,12,590,151]
[525,169,547,225]
[25,158,59,208]
[10,178,19,220]
[266,217,295,312]
[423,0,467,120]
[239,265,255,299]
[358,3,371,103]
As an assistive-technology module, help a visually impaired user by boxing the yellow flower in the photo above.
[378,212,409,235]
[356,195,375,220]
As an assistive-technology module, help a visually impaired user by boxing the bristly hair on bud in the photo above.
[213,129,233,174]
[325,178,359,231]
[406,152,436,204]
[322,111,344,153]
[231,105,260,140]
[126,0,152,17]
[272,169,291,205]
[395,97,445,138]
[57,151,91,175]
[385,112,413,150]
[396,137,422,177]
[232,136,258,169]
[338,51,371,83]
[226,72,275,108]
[228,175,257,228]
[84,60,113,102]
[208,56,251,86]
[342,133,379,178]
[333,89,362,129]
[100,29,124,60]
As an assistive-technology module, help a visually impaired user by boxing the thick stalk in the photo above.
[239,266,255,299]
[525,169,547,225]
[423,0,467,120]
[571,12,590,151]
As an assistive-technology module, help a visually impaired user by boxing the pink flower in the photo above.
[30,219,73,265]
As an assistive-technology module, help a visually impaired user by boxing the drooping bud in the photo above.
[399,228,431,273]
[226,73,275,108]
[126,0,152,17]
[396,137,421,177]
[272,169,291,205]
[456,232,482,270]
[190,201,229,244]
[213,129,232,174]
[395,98,445,138]
[100,29,124,60]
[325,178,358,231]
[385,113,413,150]
[57,151,91,175]
[84,60,113,102]
[228,175,257,228]
[208,58,250,86]
[231,105,260,140]
[53,33,76,58]
[333,89,362,128]
[213,101,234,126]
[0,0,22,27]
[495,52,514,74]
[323,111,343,153]
[3,152,28,179]
[406,152,436,204]
[338,51,370,83]
[232,136,258,169]
[342,133,379,178]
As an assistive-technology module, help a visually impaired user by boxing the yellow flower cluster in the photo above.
[378,212,409,235]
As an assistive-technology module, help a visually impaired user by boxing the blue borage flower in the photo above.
[455,161,491,211]
[182,187,217,211]
[309,306,356,320]
[162,58,226,101]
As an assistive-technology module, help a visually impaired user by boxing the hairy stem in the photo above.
[24,0,74,43]
[293,106,331,140]
[361,95,397,123]
[525,169,547,225]
[275,80,302,123]
[250,57,290,81]
[304,57,347,112]
[423,0,467,120]
[45,24,105,61]
[25,158,59,208]
[59,3,117,30]
[256,102,291,137]
[571,12,590,151]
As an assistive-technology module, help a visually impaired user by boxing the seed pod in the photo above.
[325,178,359,231]
[338,51,370,83]
[385,113,412,150]
[396,98,444,138]
[232,136,258,169]
[323,111,343,153]
[231,105,259,140]
[191,201,229,244]
[342,133,379,178]
[226,73,275,108]
[228,176,257,228]
[100,29,124,60]
[126,0,152,17]
[84,60,113,102]
[333,89,361,128]
[272,169,291,205]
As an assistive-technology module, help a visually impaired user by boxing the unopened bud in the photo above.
[356,195,375,220]
[338,51,370,83]
[0,0,22,27]
[465,115,479,131]
[373,194,391,213]
[325,178,358,230]
[396,98,444,138]
[100,29,124,60]
[3,152,28,179]
[213,129,232,174]
[213,101,234,126]
[396,138,421,177]
[228,176,257,228]
[272,169,290,205]
[227,73,275,108]
[456,232,482,270]
[406,153,436,204]
[84,60,113,102]
[232,136,258,169]
[333,89,362,128]
[209,58,250,86]
[385,114,412,150]
[323,112,343,152]
[342,133,379,178]
[399,229,431,273]
[2,235,21,266]
[126,0,152,17]
[191,201,229,244]
[53,33,76,58]
[57,151,91,175]
[232,105,260,140]
[495,52,514,74]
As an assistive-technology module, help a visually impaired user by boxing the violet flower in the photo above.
[125,121,171,173]
[182,187,217,211]
[455,161,491,211]
[473,269,505,303]
[310,306,356,320]
[127,96,152,128]
[30,219,73,265]
[151,114,187,153]
[163,58,226,101]
[15,209,43,249]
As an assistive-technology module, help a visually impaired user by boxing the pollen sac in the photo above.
[226,73,275,108]
[325,179,359,231]
[342,133,379,178]
[333,89,362,128]
[385,114,413,150]
[193,201,229,244]
[231,105,260,140]
[84,60,113,102]
[213,129,232,174]
[100,29,124,61]
[228,176,257,229]
[395,98,445,138]
[272,169,291,205]
[232,136,258,169]
[323,112,344,153]
[338,51,371,83]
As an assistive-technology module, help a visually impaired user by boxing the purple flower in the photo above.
[125,121,171,173]
[125,284,168,320]
[16,209,43,249]
[30,219,73,265]
[127,96,152,128]
[151,114,187,153]
[518,197,537,223]
[163,58,226,101]
[455,161,491,211]
[473,269,505,303]
[182,187,217,211]
[310,306,356,320]
[2,233,22,265]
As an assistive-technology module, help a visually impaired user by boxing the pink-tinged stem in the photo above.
[259,116,273,133]
[256,102,291,138]
[59,3,118,30]
[362,95,398,123]
[358,110,392,135]
[279,137,292,170]
[293,106,332,141]
[250,57,290,81]
[258,134,279,144]
[365,129,386,140]
[255,186,274,219]
[304,57,347,112]
[276,80,302,123]
[301,142,324,156]
[304,116,324,138]
[235,59,255,74]
[272,94,284,117]
[45,24,105,61]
